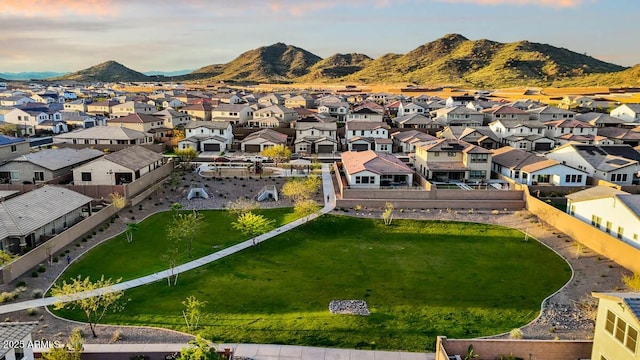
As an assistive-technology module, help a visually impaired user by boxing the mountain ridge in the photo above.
[48,35,638,87]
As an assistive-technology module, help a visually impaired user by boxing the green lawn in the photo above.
[59,208,299,282]
[53,215,571,352]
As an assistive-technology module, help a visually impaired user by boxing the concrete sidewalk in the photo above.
[34,343,436,360]
[0,165,336,315]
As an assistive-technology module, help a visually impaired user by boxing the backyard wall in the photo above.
[519,184,640,274]
[435,336,592,360]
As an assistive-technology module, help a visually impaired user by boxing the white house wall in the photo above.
[569,196,640,249]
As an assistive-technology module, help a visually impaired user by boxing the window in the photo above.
[447,152,456,157]
[611,173,628,182]
[591,215,602,228]
[565,174,583,183]
[628,326,638,352]
[469,170,486,180]
[605,310,616,334]
[604,309,639,353]
[616,318,627,343]
[10,145,16,152]
[605,221,612,233]
[81,172,92,181]
[617,226,624,239]
[470,154,489,163]
[33,171,44,181]
[10,171,19,181]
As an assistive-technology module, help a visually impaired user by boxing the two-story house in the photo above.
[345,107,384,123]
[611,104,640,123]
[590,291,640,360]
[481,105,530,123]
[253,105,297,127]
[489,119,554,151]
[438,126,501,150]
[178,121,233,152]
[211,104,254,125]
[153,108,190,130]
[86,99,119,115]
[63,99,88,112]
[294,122,338,154]
[391,130,437,154]
[392,114,433,129]
[285,94,314,109]
[345,121,391,153]
[397,102,428,117]
[527,106,576,122]
[413,138,492,182]
[241,129,289,153]
[318,102,349,121]
[0,135,30,163]
[179,103,214,121]
[106,113,169,138]
[544,119,599,146]
[430,106,484,127]
[110,101,155,118]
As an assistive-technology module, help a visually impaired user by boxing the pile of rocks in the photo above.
[329,300,370,316]
[538,301,595,331]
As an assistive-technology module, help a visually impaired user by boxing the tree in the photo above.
[232,211,275,238]
[178,336,218,360]
[0,249,16,265]
[162,243,182,286]
[0,123,17,136]
[167,210,204,258]
[125,222,138,243]
[175,147,198,171]
[51,275,126,338]
[294,199,321,222]
[281,176,321,203]
[260,144,291,165]
[226,197,260,217]
[41,330,83,360]
[381,202,395,226]
[107,192,127,210]
[182,295,207,331]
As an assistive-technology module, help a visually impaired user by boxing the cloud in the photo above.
[0,0,118,17]
[432,0,585,7]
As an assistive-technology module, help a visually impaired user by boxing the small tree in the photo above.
[260,144,291,165]
[0,123,18,136]
[182,295,207,331]
[178,336,218,360]
[232,211,275,237]
[41,330,83,360]
[381,202,395,226]
[162,243,182,286]
[226,197,260,217]
[294,199,321,222]
[167,210,204,258]
[175,147,198,171]
[124,222,138,243]
[0,249,16,265]
[282,176,321,203]
[51,275,126,338]
[622,272,640,291]
[107,192,127,210]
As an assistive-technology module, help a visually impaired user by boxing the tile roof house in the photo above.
[0,148,104,184]
[241,129,288,153]
[437,126,501,150]
[341,150,414,189]
[591,291,640,360]
[481,105,530,122]
[597,126,640,147]
[72,145,165,185]
[254,104,297,125]
[392,113,433,129]
[110,101,156,118]
[211,103,254,125]
[575,112,626,128]
[0,186,93,254]
[106,113,170,138]
[526,105,576,122]
[489,119,554,152]
[391,130,437,154]
[430,106,484,127]
[345,107,384,123]
[179,103,214,121]
[544,119,598,145]
[53,126,154,146]
[414,138,492,182]
[491,146,587,186]
[546,143,640,185]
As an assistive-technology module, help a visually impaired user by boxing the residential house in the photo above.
[179,103,214,121]
[241,129,288,153]
[546,143,640,185]
[294,122,338,154]
[178,121,233,152]
[63,99,88,112]
[555,133,615,146]
[345,122,391,153]
[211,103,253,125]
[110,101,155,118]
[153,108,190,130]
[491,146,587,186]
[527,106,576,122]
[0,147,103,184]
[445,95,475,108]
[597,127,640,146]
[53,126,154,146]
[413,138,492,182]
[438,126,501,150]
[567,186,640,249]
[86,99,119,115]
[611,104,640,123]
[0,322,38,359]
[507,99,545,111]
[430,106,484,127]
[31,92,63,104]
[590,291,640,360]
[466,99,500,111]
[481,105,530,123]
[544,119,598,146]
[247,116,287,128]
[397,102,428,117]
[106,113,169,138]
[318,102,349,120]
[0,95,34,107]
[60,111,98,129]
[72,145,165,185]
[253,105,297,126]
[489,119,553,151]
[576,112,626,128]
[285,94,314,109]
[3,108,66,135]
[0,135,30,163]
[345,107,384,123]
[341,150,414,188]
[258,94,285,107]
[393,113,432,129]
[0,186,93,253]
[162,98,186,109]
[352,101,384,115]
[211,93,242,104]
[391,130,437,154]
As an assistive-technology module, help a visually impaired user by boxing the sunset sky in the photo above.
[1,0,637,73]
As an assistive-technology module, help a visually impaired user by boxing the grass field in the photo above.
[57,208,299,282]
[53,215,571,351]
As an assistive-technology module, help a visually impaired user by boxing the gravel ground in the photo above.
[0,174,632,345]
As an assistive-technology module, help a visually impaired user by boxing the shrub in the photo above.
[509,328,523,339]
[87,235,92,239]
[82,238,87,242]
[72,327,84,339]
[92,231,97,236]
[37,265,46,273]
[32,289,42,298]
[53,257,58,263]
[354,205,362,211]
[131,216,136,220]
[622,272,640,291]
[491,210,500,215]
[65,249,70,253]
[26,308,38,316]
[31,272,38,278]
[111,330,123,342]
[75,243,81,247]
[15,281,26,288]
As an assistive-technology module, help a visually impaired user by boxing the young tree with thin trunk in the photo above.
[260,144,291,166]
[182,295,207,331]
[226,197,260,217]
[232,211,275,238]
[51,275,126,338]
[162,243,182,286]
[175,147,198,171]
[125,222,138,243]
[282,176,321,203]
[294,199,321,222]
[167,210,204,258]
[381,202,395,226]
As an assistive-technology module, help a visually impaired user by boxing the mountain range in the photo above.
[47,34,639,87]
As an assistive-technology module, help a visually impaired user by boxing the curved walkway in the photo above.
[0,164,336,315]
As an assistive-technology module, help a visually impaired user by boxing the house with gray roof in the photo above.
[0,186,93,254]
[178,121,233,152]
[0,135,29,163]
[392,113,432,129]
[437,126,501,150]
[211,103,254,125]
[0,148,104,184]
[391,130,437,154]
[241,129,288,153]
[610,103,640,123]
[526,106,576,122]
[0,322,38,359]
[72,145,165,185]
[53,126,154,146]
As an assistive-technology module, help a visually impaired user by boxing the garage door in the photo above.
[203,143,220,151]
[352,143,369,151]
[534,143,552,151]
[244,144,261,153]
[317,145,334,153]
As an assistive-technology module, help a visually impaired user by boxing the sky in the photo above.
[1,0,638,73]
